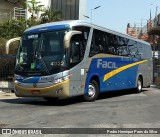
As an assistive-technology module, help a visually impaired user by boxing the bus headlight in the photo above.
[54,75,70,84]
[54,78,63,84]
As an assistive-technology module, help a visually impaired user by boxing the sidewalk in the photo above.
[150,85,160,89]
[0,91,17,99]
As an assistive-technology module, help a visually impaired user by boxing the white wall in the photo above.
[79,0,87,20]
[39,0,51,8]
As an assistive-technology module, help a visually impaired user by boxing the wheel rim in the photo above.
[88,84,96,97]
[138,79,142,91]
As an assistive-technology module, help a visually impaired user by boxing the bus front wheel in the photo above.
[83,80,99,102]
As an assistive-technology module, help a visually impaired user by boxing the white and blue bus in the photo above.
[7,20,153,101]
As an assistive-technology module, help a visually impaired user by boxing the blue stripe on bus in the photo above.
[24,24,70,34]
[16,76,40,83]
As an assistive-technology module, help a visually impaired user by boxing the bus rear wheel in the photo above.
[83,80,99,102]
[136,77,143,93]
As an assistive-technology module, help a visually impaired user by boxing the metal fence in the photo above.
[0,7,26,22]
[0,56,15,91]
[153,51,160,85]
[10,7,26,20]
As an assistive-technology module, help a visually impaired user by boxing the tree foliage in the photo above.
[0,19,26,39]
[40,7,63,23]
[24,0,44,19]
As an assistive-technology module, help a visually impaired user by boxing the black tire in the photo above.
[136,77,143,93]
[43,97,58,102]
[83,80,99,102]
[11,90,15,93]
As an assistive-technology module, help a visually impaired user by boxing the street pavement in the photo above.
[0,87,160,136]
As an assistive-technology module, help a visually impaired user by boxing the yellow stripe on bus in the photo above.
[103,60,148,82]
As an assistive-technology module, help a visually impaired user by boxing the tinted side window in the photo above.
[128,40,142,59]
[89,29,105,57]
[116,37,129,56]
[72,26,90,60]
[107,34,118,55]
[89,29,148,58]
[89,29,121,57]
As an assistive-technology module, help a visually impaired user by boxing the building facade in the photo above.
[51,0,79,20]
[26,0,86,20]
[0,0,20,21]
[127,14,160,82]
[1,0,87,20]
[50,0,86,20]
[126,17,160,51]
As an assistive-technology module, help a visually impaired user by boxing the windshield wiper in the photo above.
[16,63,24,70]
[35,51,50,75]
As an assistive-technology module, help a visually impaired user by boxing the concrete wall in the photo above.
[0,1,19,13]
[0,1,20,21]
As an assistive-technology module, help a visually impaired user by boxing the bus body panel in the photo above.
[68,61,86,97]
[15,80,70,97]
[84,54,150,93]
[14,71,71,97]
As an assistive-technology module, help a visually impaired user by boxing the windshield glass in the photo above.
[15,29,69,76]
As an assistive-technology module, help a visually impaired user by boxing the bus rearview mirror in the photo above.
[64,31,82,49]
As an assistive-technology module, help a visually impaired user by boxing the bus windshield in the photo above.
[15,29,69,76]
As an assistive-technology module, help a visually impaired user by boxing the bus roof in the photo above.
[24,20,150,46]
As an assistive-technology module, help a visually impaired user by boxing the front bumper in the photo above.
[14,80,70,97]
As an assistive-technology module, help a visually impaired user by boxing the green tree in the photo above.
[0,19,26,39]
[25,0,44,19]
[40,7,63,23]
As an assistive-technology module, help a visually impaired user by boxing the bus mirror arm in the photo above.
[6,37,21,54]
[64,31,82,49]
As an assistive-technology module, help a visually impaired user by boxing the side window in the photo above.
[70,35,81,63]
[128,40,142,59]
[72,26,90,59]
[89,29,105,57]
[107,34,118,55]
[117,37,129,56]
[103,34,110,54]
[69,26,91,68]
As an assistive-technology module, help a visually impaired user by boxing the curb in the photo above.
[0,90,4,93]
[0,90,12,94]
[150,85,160,89]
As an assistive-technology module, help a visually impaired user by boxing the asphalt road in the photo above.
[0,87,160,136]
